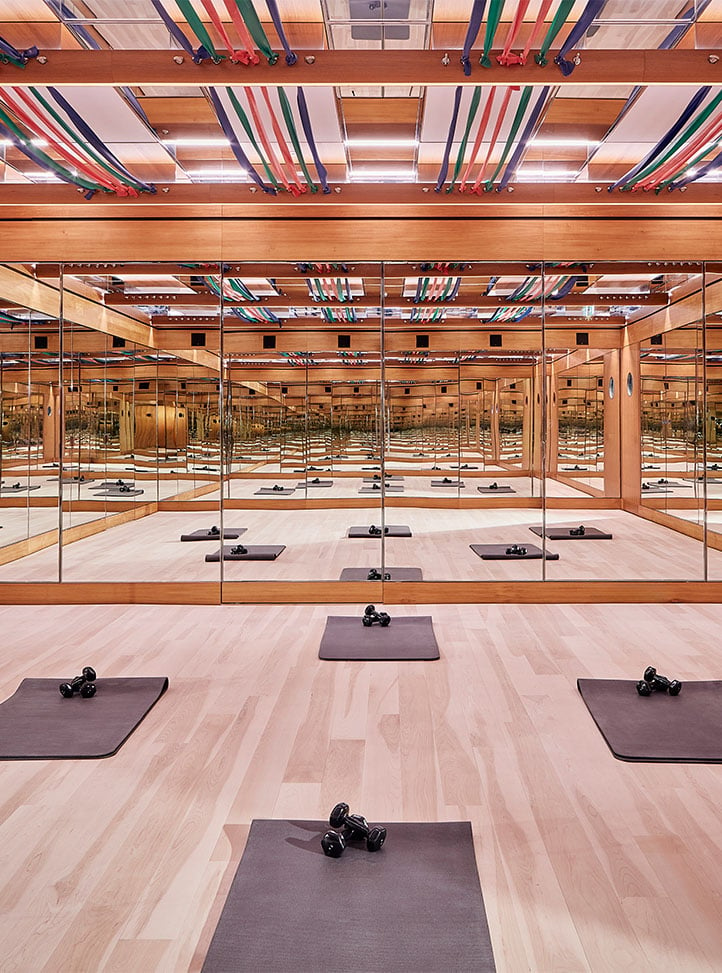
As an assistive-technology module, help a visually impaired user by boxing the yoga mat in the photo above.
[0,677,169,759]
[0,484,41,492]
[359,485,404,493]
[452,464,479,470]
[577,679,722,762]
[202,819,494,973]
[94,480,135,488]
[641,485,671,494]
[254,487,295,496]
[529,525,613,540]
[431,479,464,488]
[205,545,286,562]
[477,485,516,494]
[470,543,559,561]
[319,615,439,661]
[347,525,412,538]
[562,465,588,471]
[363,475,404,482]
[339,567,424,581]
[297,479,333,487]
[47,475,91,484]
[92,488,145,497]
[180,528,246,542]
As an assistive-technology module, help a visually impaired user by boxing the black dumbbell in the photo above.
[59,666,97,698]
[570,525,586,536]
[321,802,387,857]
[505,544,527,557]
[362,604,391,627]
[366,569,391,580]
[272,484,284,491]
[230,544,248,555]
[209,525,220,535]
[638,665,682,696]
[367,525,389,536]
[489,482,498,489]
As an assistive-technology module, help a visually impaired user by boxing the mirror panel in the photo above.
[0,264,61,582]
[637,267,705,580]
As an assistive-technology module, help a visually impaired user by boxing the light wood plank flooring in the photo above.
[0,602,721,971]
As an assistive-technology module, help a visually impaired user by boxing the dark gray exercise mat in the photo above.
[254,487,295,495]
[477,485,516,494]
[362,475,404,482]
[431,479,464,488]
[0,677,169,759]
[181,528,246,542]
[205,545,286,562]
[358,484,404,493]
[529,525,613,540]
[0,484,41,492]
[202,819,494,973]
[577,679,722,762]
[470,543,559,561]
[338,567,424,581]
[91,488,145,497]
[297,479,333,487]
[94,480,135,488]
[319,615,439,661]
[347,525,412,538]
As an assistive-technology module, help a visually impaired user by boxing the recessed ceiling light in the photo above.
[349,169,415,182]
[345,139,419,148]
[529,139,600,147]
[162,138,231,147]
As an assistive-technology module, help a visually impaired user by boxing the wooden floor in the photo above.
[0,601,721,971]
[1,506,720,584]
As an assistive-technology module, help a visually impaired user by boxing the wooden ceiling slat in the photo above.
[342,99,420,125]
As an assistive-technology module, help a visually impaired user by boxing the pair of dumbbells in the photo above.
[321,803,387,858]
[367,569,390,580]
[59,666,97,698]
[505,544,527,557]
[570,525,586,536]
[230,544,248,555]
[636,666,682,697]
[368,525,389,537]
[362,604,391,627]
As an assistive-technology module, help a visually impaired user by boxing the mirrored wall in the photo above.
[0,260,719,595]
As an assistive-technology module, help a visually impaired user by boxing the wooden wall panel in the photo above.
[3,219,722,262]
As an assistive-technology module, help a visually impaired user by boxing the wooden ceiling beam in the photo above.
[5,184,722,215]
[33,262,701,281]
[10,49,722,87]
[104,291,666,309]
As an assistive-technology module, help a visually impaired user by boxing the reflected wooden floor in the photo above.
[0,506,718,583]
[0,601,721,972]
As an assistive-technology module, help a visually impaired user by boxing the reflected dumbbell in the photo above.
[505,544,527,557]
[321,802,387,858]
[637,665,682,697]
[362,604,391,627]
[569,525,586,536]
[59,666,97,699]
[368,525,390,537]
[230,544,248,555]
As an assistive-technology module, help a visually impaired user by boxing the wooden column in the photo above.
[620,340,641,503]
[603,350,621,497]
